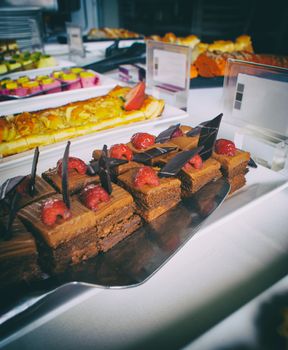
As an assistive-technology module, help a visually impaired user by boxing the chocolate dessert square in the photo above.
[76,183,142,253]
[118,168,181,222]
[177,158,222,196]
[227,173,246,195]
[212,149,250,178]
[1,175,56,215]
[212,148,250,194]
[42,167,99,195]
[18,194,100,273]
[0,217,42,288]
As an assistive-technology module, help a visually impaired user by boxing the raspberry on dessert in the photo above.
[183,154,203,171]
[134,166,160,187]
[57,157,87,176]
[80,184,110,211]
[215,139,236,156]
[110,144,133,161]
[171,128,184,138]
[131,132,155,150]
[41,198,71,226]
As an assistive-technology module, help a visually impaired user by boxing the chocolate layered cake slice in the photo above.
[78,183,142,252]
[177,158,222,196]
[0,148,56,214]
[18,194,100,274]
[212,148,250,178]
[157,148,222,197]
[0,175,56,216]
[212,139,250,194]
[118,166,181,222]
[226,173,247,194]
[42,156,99,194]
[14,175,56,209]
[0,217,42,288]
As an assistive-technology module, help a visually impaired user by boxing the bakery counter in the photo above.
[1,86,288,349]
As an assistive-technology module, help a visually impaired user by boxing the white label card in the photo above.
[146,40,191,109]
[66,23,85,57]
[153,49,187,90]
[232,73,288,136]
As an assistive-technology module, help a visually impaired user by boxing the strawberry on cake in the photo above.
[118,165,181,222]
[42,156,99,194]
[212,139,250,194]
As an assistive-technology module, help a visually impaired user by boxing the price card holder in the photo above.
[146,40,191,110]
[223,59,288,171]
[66,22,85,59]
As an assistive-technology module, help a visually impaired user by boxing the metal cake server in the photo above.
[0,178,230,340]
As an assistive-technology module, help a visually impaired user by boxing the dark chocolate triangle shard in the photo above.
[155,124,181,143]
[133,147,177,164]
[87,157,128,176]
[29,147,39,197]
[197,113,223,160]
[248,157,258,168]
[0,176,26,200]
[98,145,112,195]
[62,141,71,209]
[158,146,203,178]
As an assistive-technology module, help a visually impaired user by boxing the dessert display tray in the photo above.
[0,72,118,115]
[0,105,189,182]
[0,59,75,79]
[1,164,287,341]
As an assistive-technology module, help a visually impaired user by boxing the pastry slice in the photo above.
[18,194,99,274]
[118,166,181,222]
[77,183,142,253]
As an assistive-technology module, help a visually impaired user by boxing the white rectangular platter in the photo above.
[0,58,75,80]
[0,105,189,182]
[0,73,118,115]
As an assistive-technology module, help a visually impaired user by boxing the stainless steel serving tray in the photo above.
[0,178,230,339]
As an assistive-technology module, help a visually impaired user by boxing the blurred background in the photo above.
[1,0,288,55]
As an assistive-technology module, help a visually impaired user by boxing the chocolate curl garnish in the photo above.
[132,146,177,164]
[98,145,112,195]
[248,157,258,168]
[155,124,181,143]
[158,146,203,178]
[87,157,128,176]
[3,191,20,240]
[62,141,71,209]
[197,113,222,160]
[29,146,39,197]
[0,176,25,200]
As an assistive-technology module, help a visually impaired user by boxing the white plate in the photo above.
[0,58,75,80]
[0,104,189,182]
[0,73,119,115]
